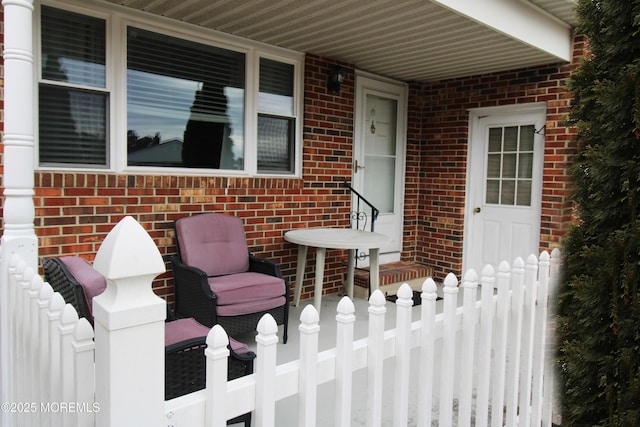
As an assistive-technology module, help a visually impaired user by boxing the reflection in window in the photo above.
[38,5,300,174]
[126,28,245,169]
[39,6,108,166]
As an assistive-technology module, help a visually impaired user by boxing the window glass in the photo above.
[127,27,245,169]
[39,6,108,167]
[41,6,106,87]
[259,58,294,115]
[38,5,300,175]
[257,59,295,173]
[485,124,535,207]
[257,115,295,172]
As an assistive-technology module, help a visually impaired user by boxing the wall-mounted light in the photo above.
[327,64,346,93]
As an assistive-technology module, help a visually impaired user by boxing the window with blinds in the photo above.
[39,6,108,167]
[127,28,245,169]
[258,58,295,173]
[38,4,300,174]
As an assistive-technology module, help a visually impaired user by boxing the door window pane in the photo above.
[517,180,532,206]
[518,153,533,178]
[501,180,515,205]
[364,157,396,213]
[487,154,501,178]
[486,180,500,204]
[488,128,502,152]
[485,124,535,206]
[363,94,397,214]
[520,125,535,151]
[502,153,517,178]
[503,126,518,151]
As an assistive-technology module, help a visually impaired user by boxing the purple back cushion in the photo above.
[176,213,250,276]
[60,256,107,320]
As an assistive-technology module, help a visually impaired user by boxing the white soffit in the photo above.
[103,0,576,82]
[434,0,573,62]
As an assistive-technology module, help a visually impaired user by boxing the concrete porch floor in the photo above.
[232,286,450,426]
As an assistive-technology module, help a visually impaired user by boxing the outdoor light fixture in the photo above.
[327,64,346,93]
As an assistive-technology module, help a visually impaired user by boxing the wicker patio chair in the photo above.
[172,212,289,343]
[42,256,255,426]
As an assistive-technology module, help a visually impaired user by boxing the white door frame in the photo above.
[353,71,408,264]
[463,102,547,274]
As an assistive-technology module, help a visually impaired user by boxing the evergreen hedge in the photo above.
[557,1,640,425]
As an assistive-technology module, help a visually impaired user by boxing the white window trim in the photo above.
[35,0,305,178]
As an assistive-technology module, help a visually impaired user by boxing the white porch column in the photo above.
[1,0,37,416]
[92,217,166,427]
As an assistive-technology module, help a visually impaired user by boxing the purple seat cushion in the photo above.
[165,318,251,355]
[165,318,210,346]
[176,213,250,276]
[60,256,107,321]
[208,272,286,306]
[216,296,287,317]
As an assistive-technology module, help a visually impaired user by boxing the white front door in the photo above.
[463,104,546,277]
[353,74,407,265]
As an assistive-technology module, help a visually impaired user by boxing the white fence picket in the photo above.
[519,254,540,427]
[439,272,459,427]
[4,237,561,427]
[334,297,355,427]
[476,264,496,427]
[255,314,279,427]
[206,325,230,427]
[59,305,79,427]
[37,282,54,427]
[459,269,479,426]
[531,251,551,426]
[543,249,562,427]
[366,290,386,427]
[492,261,511,427]
[418,278,438,427]
[393,284,413,427]
[17,261,31,411]
[299,305,320,427]
[47,293,65,427]
[73,319,96,427]
[28,273,42,426]
[506,257,526,426]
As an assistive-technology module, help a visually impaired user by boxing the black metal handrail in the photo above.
[342,178,379,232]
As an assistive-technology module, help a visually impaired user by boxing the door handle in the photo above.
[354,159,365,172]
[474,207,481,213]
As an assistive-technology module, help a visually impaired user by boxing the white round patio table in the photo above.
[284,228,390,312]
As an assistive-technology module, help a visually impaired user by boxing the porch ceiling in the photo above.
[105,0,576,82]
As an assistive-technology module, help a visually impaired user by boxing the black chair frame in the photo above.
[42,257,254,426]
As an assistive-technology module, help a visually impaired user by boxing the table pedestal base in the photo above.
[293,246,381,312]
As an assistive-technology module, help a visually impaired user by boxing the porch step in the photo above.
[352,261,434,299]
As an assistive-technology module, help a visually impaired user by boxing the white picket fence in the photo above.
[2,216,561,427]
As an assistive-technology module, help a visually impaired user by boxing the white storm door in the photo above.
[353,74,407,264]
[464,106,546,277]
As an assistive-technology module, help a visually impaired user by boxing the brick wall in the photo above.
[4,54,357,302]
[411,35,586,281]
[1,31,586,300]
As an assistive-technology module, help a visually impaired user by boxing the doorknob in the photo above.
[474,207,481,213]
[354,159,365,172]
